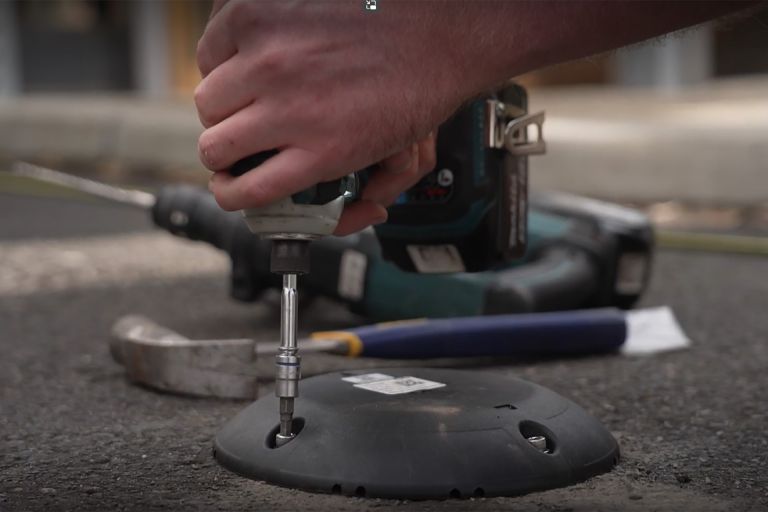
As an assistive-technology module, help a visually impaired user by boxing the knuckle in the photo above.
[419,141,437,173]
[226,1,260,36]
[241,61,262,89]
[192,82,204,106]
[402,161,420,178]
[198,132,223,170]
[242,176,273,208]
[227,0,250,21]
[256,48,285,77]
[383,151,408,174]
[420,153,436,173]
[192,80,207,107]
[212,190,238,212]
[193,84,215,128]
[195,40,211,74]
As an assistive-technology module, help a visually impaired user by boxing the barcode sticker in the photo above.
[406,244,465,273]
[353,376,446,395]
[341,373,394,384]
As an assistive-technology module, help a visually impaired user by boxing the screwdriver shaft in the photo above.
[9,161,156,209]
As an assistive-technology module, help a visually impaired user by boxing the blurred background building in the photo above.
[0,0,767,98]
[0,0,209,98]
[0,0,765,208]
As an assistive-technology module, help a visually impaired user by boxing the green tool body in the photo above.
[152,186,653,320]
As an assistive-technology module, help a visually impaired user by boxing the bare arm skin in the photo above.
[194,0,759,235]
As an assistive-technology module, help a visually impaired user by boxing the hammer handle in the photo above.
[313,308,626,359]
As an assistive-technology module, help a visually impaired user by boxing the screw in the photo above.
[527,435,549,453]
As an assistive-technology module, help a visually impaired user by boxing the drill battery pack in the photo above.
[199,190,654,321]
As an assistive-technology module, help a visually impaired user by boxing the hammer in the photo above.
[110,315,346,400]
[109,308,665,400]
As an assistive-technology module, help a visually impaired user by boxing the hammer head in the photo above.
[110,315,258,400]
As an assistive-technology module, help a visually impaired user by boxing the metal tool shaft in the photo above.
[9,161,156,209]
[275,272,300,447]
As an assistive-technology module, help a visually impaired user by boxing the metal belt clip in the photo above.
[485,100,546,156]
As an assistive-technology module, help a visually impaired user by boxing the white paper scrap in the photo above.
[622,306,691,356]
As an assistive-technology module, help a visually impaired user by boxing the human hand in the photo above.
[194,1,468,234]
[195,0,756,236]
[334,132,436,236]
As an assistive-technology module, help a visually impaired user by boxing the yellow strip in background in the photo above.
[311,331,364,358]
[657,230,768,256]
[373,318,428,329]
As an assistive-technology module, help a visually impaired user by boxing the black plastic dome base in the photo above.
[213,368,619,499]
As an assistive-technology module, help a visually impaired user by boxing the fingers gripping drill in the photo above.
[229,153,360,446]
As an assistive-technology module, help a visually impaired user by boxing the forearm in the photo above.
[196,0,761,231]
[402,1,761,99]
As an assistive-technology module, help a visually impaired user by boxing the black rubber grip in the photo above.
[229,151,279,177]
[230,151,360,205]
[152,184,243,250]
[151,184,274,301]
[483,246,597,314]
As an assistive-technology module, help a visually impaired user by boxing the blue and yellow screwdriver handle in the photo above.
[309,308,627,359]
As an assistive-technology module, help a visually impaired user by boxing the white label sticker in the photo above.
[341,373,394,384]
[406,245,465,273]
[354,376,446,395]
[338,250,367,300]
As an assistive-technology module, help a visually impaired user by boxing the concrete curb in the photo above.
[0,95,205,180]
[529,78,768,205]
[1,78,766,204]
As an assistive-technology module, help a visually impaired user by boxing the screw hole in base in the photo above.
[265,417,306,449]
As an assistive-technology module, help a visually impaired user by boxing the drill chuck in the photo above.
[270,239,311,275]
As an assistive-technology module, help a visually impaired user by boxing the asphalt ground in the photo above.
[1,189,767,512]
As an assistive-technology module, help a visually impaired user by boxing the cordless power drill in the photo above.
[228,83,545,446]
